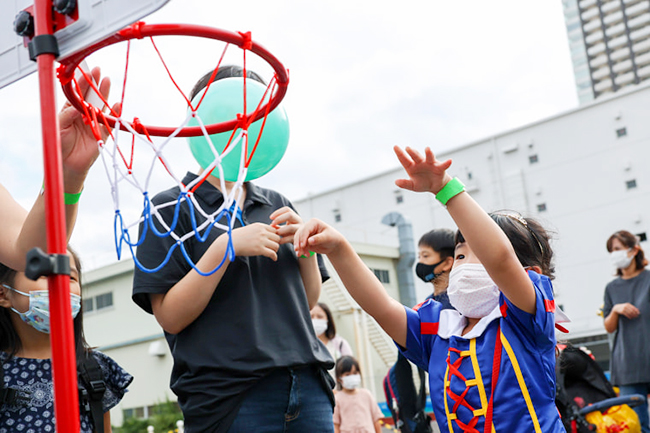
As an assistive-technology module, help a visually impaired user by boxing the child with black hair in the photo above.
[333,356,382,433]
[295,146,568,432]
[416,228,456,310]
[0,250,132,433]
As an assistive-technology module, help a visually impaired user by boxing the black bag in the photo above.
[383,353,432,433]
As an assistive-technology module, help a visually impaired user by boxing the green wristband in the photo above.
[40,181,83,205]
[435,177,465,206]
[299,251,315,259]
[64,190,83,205]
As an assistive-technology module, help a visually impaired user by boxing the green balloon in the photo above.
[187,77,290,182]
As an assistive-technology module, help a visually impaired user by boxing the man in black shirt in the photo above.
[132,67,334,433]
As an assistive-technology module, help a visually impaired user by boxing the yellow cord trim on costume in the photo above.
[500,331,542,433]
[469,338,489,418]
[443,363,454,427]
[442,340,494,431]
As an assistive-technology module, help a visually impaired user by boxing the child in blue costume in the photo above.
[295,146,567,433]
[0,250,132,433]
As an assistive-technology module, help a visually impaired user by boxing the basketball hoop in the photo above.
[58,22,289,137]
[56,21,291,275]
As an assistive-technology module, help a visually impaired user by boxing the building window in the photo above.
[637,232,647,242]
[616,127,627,138]
[467,171,473,180]
[395,193,403,204]
[334,212,341,223]
[537,203,547,212]
[371,268,390,284]
[529,154,539,164]
[83,298,94,313]
[626,179,637,190]
[95,292,113,310]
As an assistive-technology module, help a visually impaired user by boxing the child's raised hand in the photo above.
[231,223,281,261]
[269,206,302,245]
[394,146,453,194]
[59,67,120,188]
[294,219,345,257]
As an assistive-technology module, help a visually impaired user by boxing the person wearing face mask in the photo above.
[383,229,456,433]
[0,249,132,433]
[294,146,571,432]
[333,356,382,433]
[415,229,456,310]
[311,303,353,370]
[603,230,650,433]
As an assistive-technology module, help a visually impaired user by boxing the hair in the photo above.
[189,65,266,102]
[418,228,456,260]
[0,247,90,359]
[455,211,555,279]
[335,355,361,390]
[316,302,336,340]
[606,230,648,276]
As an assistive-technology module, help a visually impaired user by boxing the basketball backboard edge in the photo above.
[0,0,171,90]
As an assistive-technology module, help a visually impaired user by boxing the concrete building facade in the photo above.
[294,81,650,369]
[563,0,650,104]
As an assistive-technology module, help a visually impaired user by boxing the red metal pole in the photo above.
[33,0,81,431]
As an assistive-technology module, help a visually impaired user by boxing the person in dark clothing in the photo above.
[415,228,456,310]
[132,66,335,433]
[603,230,650,433]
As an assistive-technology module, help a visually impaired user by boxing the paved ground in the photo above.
[380,420,441,433]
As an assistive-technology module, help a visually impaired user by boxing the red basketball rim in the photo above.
[59,22,289,138]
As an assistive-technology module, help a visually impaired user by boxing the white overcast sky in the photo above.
[0,0,578,268]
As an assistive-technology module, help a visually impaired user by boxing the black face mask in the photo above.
[415,260,445,283]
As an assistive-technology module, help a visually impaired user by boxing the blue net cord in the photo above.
[114,190,241,275]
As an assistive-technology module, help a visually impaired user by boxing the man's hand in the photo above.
[231,223,281,261]
[270,206,302,245]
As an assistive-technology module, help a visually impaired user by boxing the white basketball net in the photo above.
[67,35,282,275]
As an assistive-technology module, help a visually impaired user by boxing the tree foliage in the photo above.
[113,399,183,433]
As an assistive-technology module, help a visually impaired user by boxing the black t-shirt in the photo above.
[132,172,333,432]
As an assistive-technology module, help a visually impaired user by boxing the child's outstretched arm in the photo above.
[395,146,536,314]
[294,219,408,346]
[0,68,114,271]
[150,223,281,334]
[271,206,321,309]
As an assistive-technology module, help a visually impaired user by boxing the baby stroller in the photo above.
[556,344,645,433]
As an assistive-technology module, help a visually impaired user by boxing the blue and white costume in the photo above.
[400,270,566,433]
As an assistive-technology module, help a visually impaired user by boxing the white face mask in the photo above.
[341,374,361,390]
[448,263,500,318]
[610,249,633,270]
[312,318,328,337]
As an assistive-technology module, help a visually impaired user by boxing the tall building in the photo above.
[562,0,650,104]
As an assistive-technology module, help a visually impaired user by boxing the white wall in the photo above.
[294,82,650,341]
[82,259,175,426]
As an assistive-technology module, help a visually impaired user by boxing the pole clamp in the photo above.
[25,248,70,280]
[28,34,60,61]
